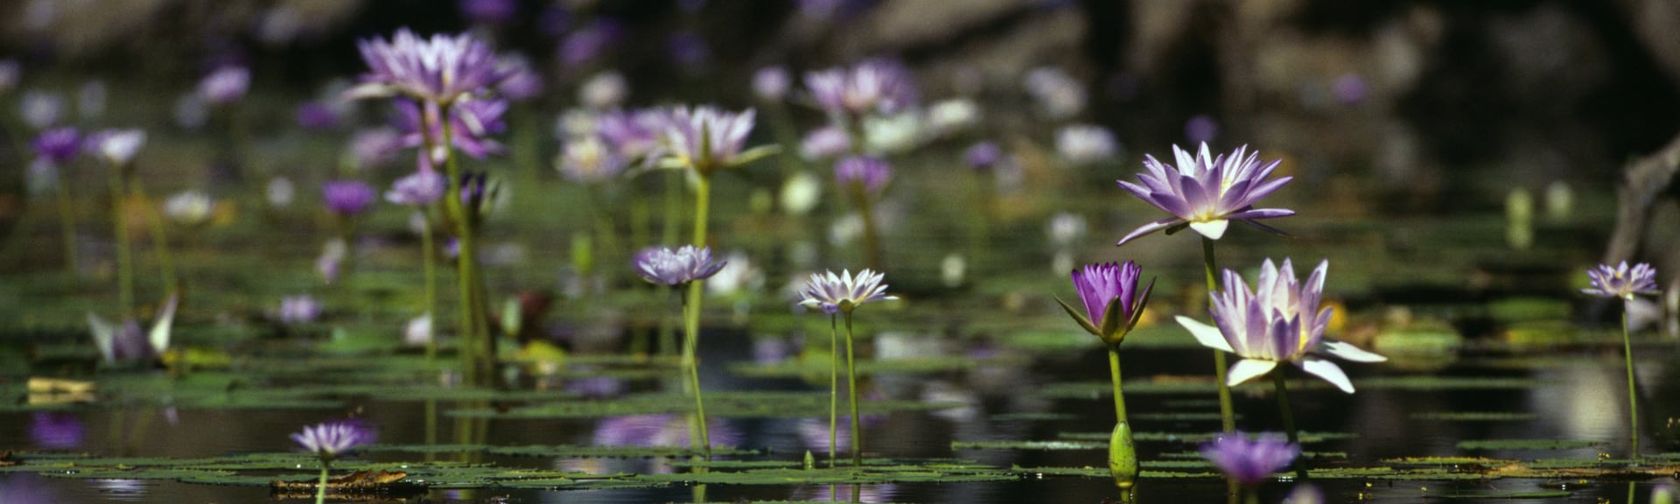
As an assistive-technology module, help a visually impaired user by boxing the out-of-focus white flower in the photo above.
[1055,124,1118,165]
[1023,67,1086,120]
[163,191,214,227]
[863,112,922,154]
[925,98,980,136]
[780,171,823,215]
[1047,212,1088,246]
[753,66,790,102]
[555,108,599,141]
[799,125,850,161]
[266,177,295,208]
[21,90,64,129]
[578,72,628,110]
[706,251,764,296]
[941,253,966,287]
[404,313,433,347]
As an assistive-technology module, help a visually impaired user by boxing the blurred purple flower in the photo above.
[1115,143,1293,244]
[1583,261,1660,300]
[1064,261,1148,345]
[322,180,377,216]
[799,125,851,160]
[668,31,710,68]
[753,66,791,102]
[497,55,545,101]
[32,127,80,165]
[634,245,727,287]
[1201,432,1298,486]
[0,474,57,504]
[350,29,507,105]
[386,171,447,206]
[963,141,1003,171]
[291,419,376,459]
[565,375,624,398]
[596,108,668,160]
[198,66,250,105]
[1185,114,1219,144]
[295,102,341,130]
[1332,73,1367,105]
[834,155,890,194]
[395,98,508,169]
[278,295,323,325]
[29,412,84,449]
[85,129,145,166]
[1175,259,1386,393]
[350,128,404,169]
[593,414,740,448]
[460,0,517,25]
[558,20,622,67]
[660,105,763,174]
[804,59,918,116]
[797,269,897,314]
[20,91,65,130]
[797,417,851,452]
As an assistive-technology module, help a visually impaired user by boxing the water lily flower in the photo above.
[321,180,377,217]
[1047,212,1088,246]
[403,313,433,347]
[349,128,404,169]
[558,20,623,66]
[558,136,626,183]
[964,141,1005,171]
[20,91,65,130]
[797,269,897,314]
[32,127,80,165]
[198,66,250,105]
[349,29,507,105]
[29,412,84,449]
[1023,66,1086,120]
[799,125,851,160]
[1116,143,1294,245]
[1175,259,1386,393]
[658,105,774,175]
[86,296,178,365]
[1057,261,1153,346]
[86,129,145,166]
[804,59,918,117]
[385,171,447,206]
[1055,124,1117,165]
[496,54,544,101]
[834,155,890,194]
[1200,432,1299,486]
[460,0,517,25]
[278,295,324,325]
[164,191,215,226]
[395,98,508,167]
[753,66,791,102]
[291,420,375,459]
[1582,261,1660,300]
[578,71,628,110]
[634,245,727,287]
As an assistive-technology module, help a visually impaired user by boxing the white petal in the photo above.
[1175,315,1234,352]
[1300,358,1355,393]
[1188,219,1229,240]
[1319,340,1387,363]
[1226,359,1278,386]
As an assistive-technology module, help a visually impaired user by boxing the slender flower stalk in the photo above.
[1056,261,1153,489]
[387,171,445,360]
[635,245,727,457]
[799,269,898,467]
[827,314,840,467]
[36,128,82,277]
[1582,261,1659,460]
[835,156,890,269]
[1204,239,1236,433]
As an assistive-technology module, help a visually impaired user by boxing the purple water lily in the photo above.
[86,296,178,365]
[660,105,768,174]
[385,171,447,206]
[291,420,376,459]
[322,180,377,216]
[1200,432,1299,486]
[834,155,890,194]
[1583,261,1660,300]
[278,295,324,325]
[350,29,507,105]
[1175,259,1386,393]
[198,66,249,105]
[804,59,918,116]
[753,66,791,102]
[797,269,898,314]
[395,98,507,169]
[1116,143,1294,245]
[634,245,727,287]
[964,141,1005,171]
[1060,261,1153,346]
[595,108,669,160]
[32,127,80,165]
[496,55,544,101]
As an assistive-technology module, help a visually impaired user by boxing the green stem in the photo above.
[135,181,177,294]
[693,174,711,245]
[843,310,863,467]
[314,460,330,504]
[1272,369,1307,480]
[1202,237,1236,433]
[1620,304,1640,461]
[421,209,437,362]
[1243,490,1259,504]
[109,171,133,316]
[829,314,840,468]
[852,187,883,270]
[438,105,491,384]
[663,171,682,245]
[55,175,79,277]
[1107,345,1128,423]
[681,287,711,457]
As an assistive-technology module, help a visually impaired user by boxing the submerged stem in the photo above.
[843,311,863,467]
[1201,237,1236,433]
[681,287,711,457]
[829,314,840,468]
[1272,369,1307,481]
[1620,304,1640,461]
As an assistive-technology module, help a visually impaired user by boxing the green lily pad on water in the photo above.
[450,391,963,419]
